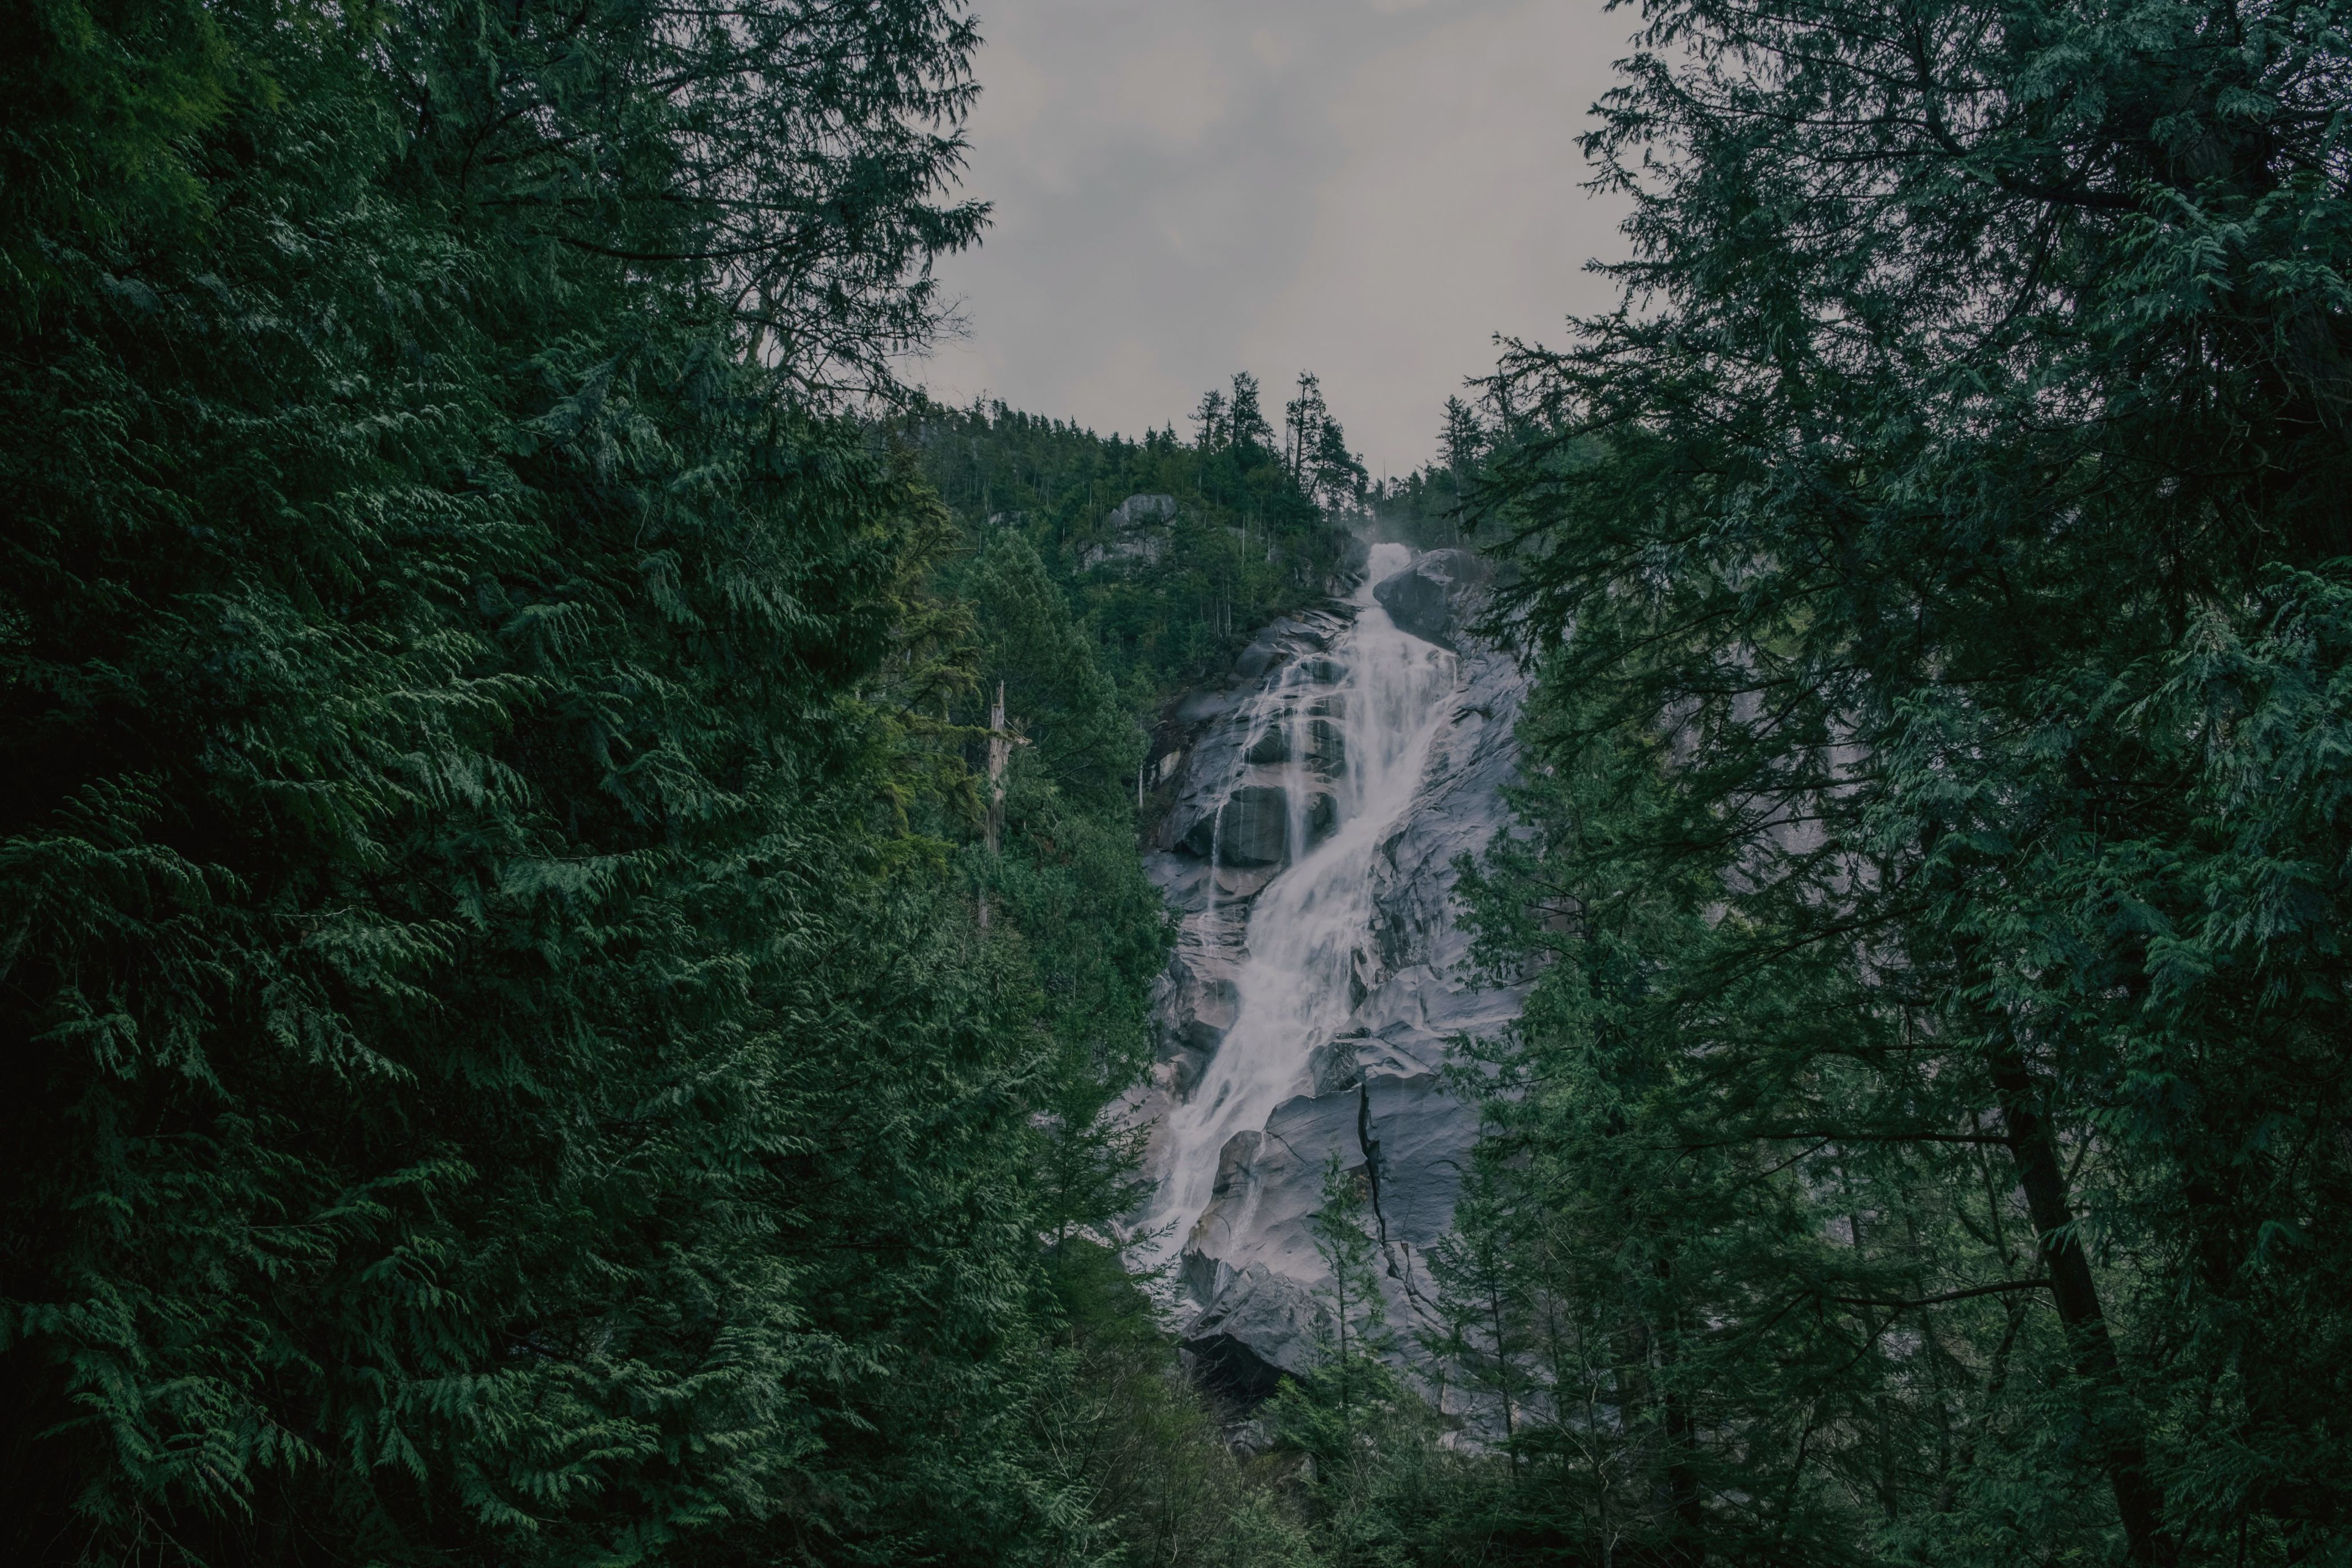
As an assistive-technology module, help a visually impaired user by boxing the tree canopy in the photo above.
[1426,0,2352,1561]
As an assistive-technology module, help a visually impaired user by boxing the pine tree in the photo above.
[1226,373,1276,456]
[1284,372,1329,486]
[1272,1155,1413,1504]
[1192,388,1231,453]
[1309,419,1368,510]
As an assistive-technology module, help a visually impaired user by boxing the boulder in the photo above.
[1372,548,1494,650]
[1082,495,1179,570]
[1179,1264,1330,1402]
[1109,493,1178,527]
[1081,534,1164,569]
[1337,531,1371,578]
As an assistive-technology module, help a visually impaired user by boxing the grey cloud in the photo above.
[919,0,1633,475]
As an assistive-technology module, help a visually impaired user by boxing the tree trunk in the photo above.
[1986,1037,2177,1566]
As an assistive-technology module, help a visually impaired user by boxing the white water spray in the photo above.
[1144,543,1458,1281]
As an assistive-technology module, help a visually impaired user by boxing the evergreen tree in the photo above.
[1282,373,1369,511]
[1273,1155,1410,1503]
[1452,0,2352,1561]
[900,391,1345,699]
[1309,419,1369,510]
[0,3,1161,1563]
[1192,387,1231,453]
[1284,373,1325,485]
[1226,373,1276,458]
[968,532,1140,808]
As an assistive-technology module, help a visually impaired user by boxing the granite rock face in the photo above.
[1370,548,1495,651]
[1178,1264,1329,1401]
[1213,784,1290,866]
[1080,493,1181,569]
[1109,493,1178,527]
[1129,543,1527,1404]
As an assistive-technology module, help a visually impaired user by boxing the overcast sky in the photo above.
[914,0,1635,479]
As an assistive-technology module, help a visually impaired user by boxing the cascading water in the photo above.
[1143,542,1459,1283]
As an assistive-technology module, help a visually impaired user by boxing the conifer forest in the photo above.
[2,2,2348,1565]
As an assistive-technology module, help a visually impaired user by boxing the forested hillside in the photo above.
[900,380,1364,704]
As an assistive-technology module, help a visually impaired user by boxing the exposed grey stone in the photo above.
[1179,1264,1329,1401]
[1234,624,1291,681]
[1109,493,1178,527]
[1226,1414,1280,1455]
[1372,548,1495,650]
[1175,690,1234,725]
[1128,548,1531,1397]
[1170,807,1214,859]
[1244,726,1289,765]
[1307,1033,1367,1094]
[1216,784,1289,866]
[1213,862,1282,901]
[1081,534,1164,569]
[1213,1130,1263,1197]
[1306,717,1346,776]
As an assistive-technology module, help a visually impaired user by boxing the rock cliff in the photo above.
[1129,541,1527,1400]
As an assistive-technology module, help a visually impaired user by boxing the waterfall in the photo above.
[1142,542,1459,1281]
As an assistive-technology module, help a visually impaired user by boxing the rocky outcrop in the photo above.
[1110,493,1178,527]
[1081,493,1181,569]
[1213,785,1289,866]
[1370,548,1494,650]
[1178,1264,1329,1401]
[1135,605,1354,1108]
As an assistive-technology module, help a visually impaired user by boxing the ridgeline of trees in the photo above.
[1361,398,1493,553]
[900,371,1365,705]
[6,0,2350,1566]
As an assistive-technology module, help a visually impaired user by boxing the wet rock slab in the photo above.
[1371,548,1495,651]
